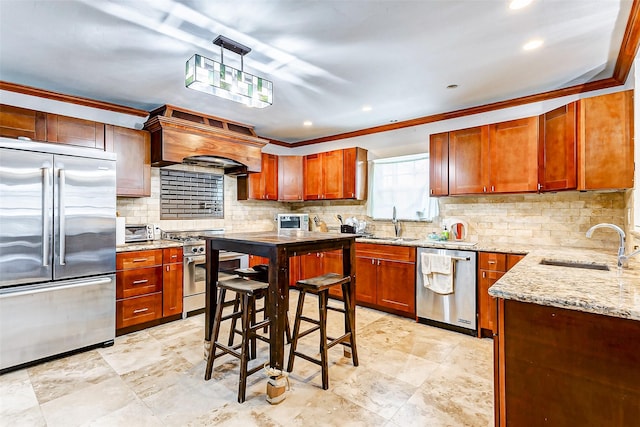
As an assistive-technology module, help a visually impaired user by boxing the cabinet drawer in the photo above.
[116,266,163,299]
[163,247,182,264]
[479,252,507,271]
[117,250,163,270]
[116,293,163,329]
[356,243,416,262]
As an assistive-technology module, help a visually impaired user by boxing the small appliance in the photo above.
[124,224,155,243]
[277,213,309,231]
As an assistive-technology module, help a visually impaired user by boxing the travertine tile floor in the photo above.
[1,291,493,426]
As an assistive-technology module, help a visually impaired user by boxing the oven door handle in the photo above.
[185,255,206,264]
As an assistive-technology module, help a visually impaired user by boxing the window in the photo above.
[367,153,438,221]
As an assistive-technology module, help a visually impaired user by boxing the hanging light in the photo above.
[185,35,273,108]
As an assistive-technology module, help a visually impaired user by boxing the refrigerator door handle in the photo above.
[0,276,113,298]
[58,168,66,265]
[42,167,50,267]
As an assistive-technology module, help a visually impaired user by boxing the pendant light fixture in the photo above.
[185,35,273,108]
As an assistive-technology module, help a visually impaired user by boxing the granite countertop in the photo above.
[116,240,183,252]
[488,247,640,321]
[355,236,533,254]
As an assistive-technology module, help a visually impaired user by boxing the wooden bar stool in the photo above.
[286,273,358,390]
[204,277,271,403]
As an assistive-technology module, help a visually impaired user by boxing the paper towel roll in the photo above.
[116,217,126,245]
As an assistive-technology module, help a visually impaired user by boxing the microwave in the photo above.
[125,224,155,243]
[277,214,310,231]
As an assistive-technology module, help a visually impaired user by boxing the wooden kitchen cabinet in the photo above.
[303,147,367,200]
[478,252,524,338]
[449,125,489,194]
[278,155,304,201]
[342,147,368,200]
[495,299,640,427]
[355,243,416,318]
[46,113,105,149]
[162,247,183,317]
[577,90,634,190]
[0,104,46,140]
[538,103,577,191]
[116,250,164,331]
[248,254,269,266]
[105,124,151,197]
[449,118,538,195]
[239,153,278,200]
[429,132,449,196]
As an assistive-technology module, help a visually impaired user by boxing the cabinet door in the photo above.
[116,293,163,329]
[449,126,489,194]
[506,254,525,270]
[322,150,344,199]
[46,113,105,149]
[299,253,324,280]
[376,259,416,315]
[0,104,46,140]
[478,269,504,336]
[288,255,301,287]
[538,103,577,191]
[163,262,183,316]
[278,156,304,201]
[323,250,344,298]
[303,153,323,200]
[489,117,538,193]
[105,125,151,197]
[249,254,269,267]
[355,256,377,304]
[262,153,279,200]
[578,90,634,190]
[429,132,449,196]
[247,168,263,200]
[116,266,163,299]
[342,147,368,200]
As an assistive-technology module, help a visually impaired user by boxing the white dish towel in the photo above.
[421,253,454,294]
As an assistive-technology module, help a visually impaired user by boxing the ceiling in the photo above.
[0,0,636,144]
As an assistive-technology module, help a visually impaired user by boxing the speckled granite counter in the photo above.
[488,247,640,321]
[355,236,533,254]
[116,240,182,252]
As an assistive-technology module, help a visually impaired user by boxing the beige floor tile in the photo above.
[0,369,43,424]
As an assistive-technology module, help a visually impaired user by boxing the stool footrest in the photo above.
[292,351,322,367]
[296,325,321,339]
[213,343,242,360]
[326,333,352,350]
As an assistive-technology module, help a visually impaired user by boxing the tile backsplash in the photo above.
[118,166,626,251]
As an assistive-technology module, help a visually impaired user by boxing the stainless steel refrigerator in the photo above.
[0,137,117,371]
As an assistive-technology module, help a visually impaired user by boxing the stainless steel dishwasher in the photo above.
[416,247,477,335]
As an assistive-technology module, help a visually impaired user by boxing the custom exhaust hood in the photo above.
[143,105,267,174]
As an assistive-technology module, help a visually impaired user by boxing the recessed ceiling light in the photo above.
[523,39,543,51]
[362,105,372,112]
[509,0,533,10]
[389,119,398,123]
[303,120,313,126]
[446,84,459,89]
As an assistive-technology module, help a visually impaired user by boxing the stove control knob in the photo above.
[199,247,205,253]
[192,247,198,253]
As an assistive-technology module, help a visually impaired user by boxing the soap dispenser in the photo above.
[442,225,449,240]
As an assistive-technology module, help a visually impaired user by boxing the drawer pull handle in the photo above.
[133,308,149,314]
[132,279,148,285]
[488,261,496,264]
[133,258,148,262]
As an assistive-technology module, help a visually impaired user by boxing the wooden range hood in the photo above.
[144,105,267,174]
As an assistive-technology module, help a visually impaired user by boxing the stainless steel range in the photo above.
[163,229,248,318]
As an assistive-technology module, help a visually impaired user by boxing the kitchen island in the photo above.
[488,248,640,427]
[201,231,357,371]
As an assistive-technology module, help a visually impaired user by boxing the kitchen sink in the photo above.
[539,259,610,271]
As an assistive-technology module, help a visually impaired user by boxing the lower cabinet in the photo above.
[355,243,416,318]
[116,247,183,334]
[299,250,344,298]
[477,252,524,338]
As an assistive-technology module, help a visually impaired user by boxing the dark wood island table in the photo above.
[201,231,357,371]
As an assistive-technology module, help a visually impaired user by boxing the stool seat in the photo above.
[296,273,351,291]
[219,277,269,294]
[287,273,358,390]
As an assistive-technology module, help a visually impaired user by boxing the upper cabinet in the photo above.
[449,125,489,195]
[105,125,151,197]
[237,153,279,200]
[434,90,632,196]
[303,147,367,201]
[0,105,46,140]
[449,118,538,195]
[538,103,577,192]
[46,113,105,149]
[278,155,304,201]
[429,132,449,196]
[304,149,344,200]
[577,90,634,190]
[488,117,538,193]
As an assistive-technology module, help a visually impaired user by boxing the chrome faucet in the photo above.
[586,223,640,268]
[392,206,401,237]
